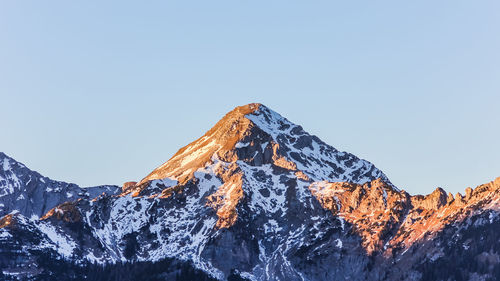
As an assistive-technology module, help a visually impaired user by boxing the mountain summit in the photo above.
[124,103,395,230]
[0,104,499,280]
[128,103,394,194]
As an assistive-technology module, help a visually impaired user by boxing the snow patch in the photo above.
[37,221,77,257]
[335,238,343,248]
[2,158,11,171]
[235,141,250,148]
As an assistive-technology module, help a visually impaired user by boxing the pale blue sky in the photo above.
[1,1,499,195]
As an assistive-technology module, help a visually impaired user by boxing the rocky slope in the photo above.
[0,152,120,219]
[0,103,499,280]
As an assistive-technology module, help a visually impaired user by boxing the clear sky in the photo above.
[1,1,499,195]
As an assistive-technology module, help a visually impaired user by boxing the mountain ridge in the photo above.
[0,152,120,218]
[127,103,395,196]
[0,103,499,280]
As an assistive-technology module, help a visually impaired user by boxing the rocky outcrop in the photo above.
[0,213,16,228]
[386,177,500,255]
[307,177,500,258]
[309,179,408,254]
[40,200,82,223]
[410,187,448,210]
[206,164,244,228]
[122,181,137,193]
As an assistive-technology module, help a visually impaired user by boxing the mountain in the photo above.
[0,103,499,281]
[0,152,120,219]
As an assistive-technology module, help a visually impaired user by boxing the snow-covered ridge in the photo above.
[0,152,120,218]
[244,104,396,189]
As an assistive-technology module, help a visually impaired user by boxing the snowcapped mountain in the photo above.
[0,152,119,219]
[0,103,499,280]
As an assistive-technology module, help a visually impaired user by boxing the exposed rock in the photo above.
[309,179,407,253]
[206,166,244,229]
[465,187,473,200]
[41,200,82,223]
[0,214,16,228]
[446,192,454,204]
[411,187,448,210]
[137,103,262,186]
[122,181,137,192]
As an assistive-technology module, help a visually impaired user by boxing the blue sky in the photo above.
[1,1,499,195]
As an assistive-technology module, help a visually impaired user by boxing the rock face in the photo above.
[0,152,120,218]
[0,103,499,281]
[121,181,137,193]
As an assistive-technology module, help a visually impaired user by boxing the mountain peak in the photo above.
[135,103,284,185]
[132,103,394,199]
[135,103,264,186]
[2,108,500,280]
